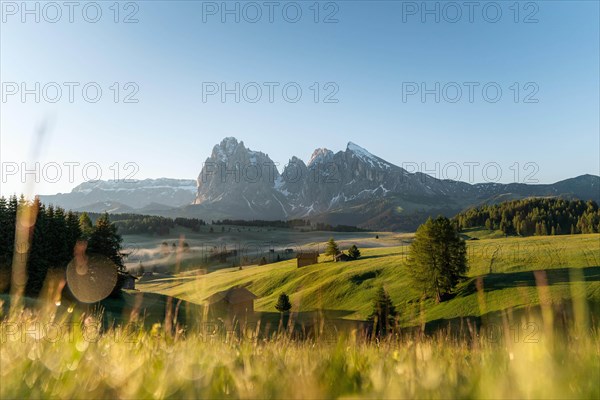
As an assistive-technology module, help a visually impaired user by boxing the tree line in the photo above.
[454,198,600,236]
[212,218,367,232]
[87,213,206,235]
[212,219,311,228]
[0,196,124,297]
[314,223,368,232]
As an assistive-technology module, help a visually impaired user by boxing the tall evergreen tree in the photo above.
[26,199,49,296]
[47,206,70,269]
[367,287,397,338]
[66,211,82,250]
[275,293,292,313]
[0,197,10,267]
[87,213,125,271]
[407,216,468,303]
[79,212,93,239]
[325,238,340,261]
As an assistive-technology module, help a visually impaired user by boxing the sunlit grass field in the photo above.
[1,233,599,399]
[139,234,600,323]
[1,308,598,399]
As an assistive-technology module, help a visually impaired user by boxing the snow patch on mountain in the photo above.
[347,142,392,170]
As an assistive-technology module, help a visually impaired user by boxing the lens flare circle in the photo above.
[66,254,118,303]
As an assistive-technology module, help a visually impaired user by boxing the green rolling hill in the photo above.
[138,233,600,327]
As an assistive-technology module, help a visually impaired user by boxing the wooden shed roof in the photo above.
[296,251,319,259]
[205,287,257,304]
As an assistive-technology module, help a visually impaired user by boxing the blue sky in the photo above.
[1,1,598,196]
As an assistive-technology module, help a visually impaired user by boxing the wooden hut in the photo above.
[297,251,319,267]
[205,287,257,318]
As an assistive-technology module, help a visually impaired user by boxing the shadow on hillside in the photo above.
[358,253,403,260]
[255,309,355,324]
[459,266,600,297]
[250,309,368,339]
[0,291,202,331]
[417,298,600,339]
[349,270,382,285]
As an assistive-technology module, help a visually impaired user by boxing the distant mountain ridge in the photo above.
[39,138,599,230]
[40,178,196,212]
[186,138,599,229]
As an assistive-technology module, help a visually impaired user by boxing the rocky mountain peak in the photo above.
[346,141,392,170]
[308,148,334,167]
[211,137,245,161]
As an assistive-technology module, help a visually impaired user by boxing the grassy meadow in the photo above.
[138,233,600,324]
[1,232,599,399]
[120,227,402,272]
[1,305,598,399]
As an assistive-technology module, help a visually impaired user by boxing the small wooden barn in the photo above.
[297,251,319,268]
[205,287,257,318]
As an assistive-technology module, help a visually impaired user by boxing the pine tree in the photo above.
[0,197,10,293]
[485,218,492,230]
[0,197,10,267]
[275,293,292,313]
[66,211,82,251]
[79,212,93,239]
[407,217,468,302]
[87,213,125,271]
[367,287,397,338]
[348,244,361,260]
[26,199,49,296]
[520,220,528,236]
[325,238,339,261]
[47,206,70,268]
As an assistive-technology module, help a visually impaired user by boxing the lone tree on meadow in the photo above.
[407,216,467,303]
[275,293,292,313]
[325,238,340,261]
[348,244,361,260]
[367,287,397,338]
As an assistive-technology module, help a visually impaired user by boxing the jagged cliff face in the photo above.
[193,137,288,219]
[191,138,599,229]
[193,139,425,219]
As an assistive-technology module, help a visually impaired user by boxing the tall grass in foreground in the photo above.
[1,305,598,399]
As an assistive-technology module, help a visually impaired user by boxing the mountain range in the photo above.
[40,137,599,230]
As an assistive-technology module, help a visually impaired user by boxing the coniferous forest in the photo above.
[86,213,207,235]
[454,198,600,236]
[0,196,124,297]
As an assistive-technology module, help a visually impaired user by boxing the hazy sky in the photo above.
[1,1,599,196]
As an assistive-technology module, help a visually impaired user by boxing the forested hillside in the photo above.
[455,198,600,236]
